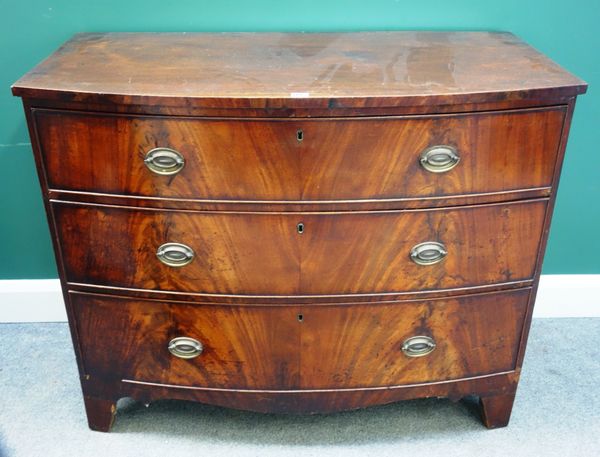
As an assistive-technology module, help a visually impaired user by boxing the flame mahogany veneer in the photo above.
[12,32,586,432]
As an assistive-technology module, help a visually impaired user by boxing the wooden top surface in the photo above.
[12,32,587,109]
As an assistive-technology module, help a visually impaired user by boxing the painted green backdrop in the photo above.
[1,0,598,278]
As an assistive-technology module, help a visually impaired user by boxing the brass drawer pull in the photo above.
[168,337,203,359]
[156,242,195,267]
[402,336,436,358]
[144,147,185,175]
[410,241,447,265]
[419,145,460,173]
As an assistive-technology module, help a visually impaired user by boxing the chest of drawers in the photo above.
[12,31,586,432]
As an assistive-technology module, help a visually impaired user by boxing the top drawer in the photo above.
[34,107,564,202]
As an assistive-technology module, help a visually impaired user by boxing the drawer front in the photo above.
[54,200,546,295]
[36,108,564,201]
[71,289,529,389]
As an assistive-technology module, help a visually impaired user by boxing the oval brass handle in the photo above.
[419,145,460,173]
[168,337,203,359]
[144,147,185,175]
[410,241,447,265]
[156,242,195,267]
[402,336,436,358]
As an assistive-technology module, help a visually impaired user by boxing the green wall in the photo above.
[1,0,598,278]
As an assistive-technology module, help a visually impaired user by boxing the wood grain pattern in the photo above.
[12,32,586,109]
[53,200,546,296]
[35,107,565,202]
[71,288,528,390]
[116,371,520,418]
[12,31,587,431]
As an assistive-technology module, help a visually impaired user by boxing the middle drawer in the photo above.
[54,199,546,296]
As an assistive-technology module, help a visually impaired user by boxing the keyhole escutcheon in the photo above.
[296,129,304,142]
[297,222,304,234]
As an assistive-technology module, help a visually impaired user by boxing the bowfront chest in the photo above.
[12,32,586,432]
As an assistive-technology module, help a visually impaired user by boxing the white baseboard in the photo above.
[0,275,598,323]
[0,279,67,323]
[535,275,600,317]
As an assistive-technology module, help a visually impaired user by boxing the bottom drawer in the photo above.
[71,289,529,390]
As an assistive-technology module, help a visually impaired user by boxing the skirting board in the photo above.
[0,275,599,323]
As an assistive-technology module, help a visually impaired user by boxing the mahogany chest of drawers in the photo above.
[12,31,586,432]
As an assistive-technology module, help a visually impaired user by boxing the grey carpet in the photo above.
[0,318,599,457]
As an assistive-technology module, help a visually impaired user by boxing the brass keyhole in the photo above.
[297,314,303,322]
[297,222,304,234]
[296,129,303,142]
